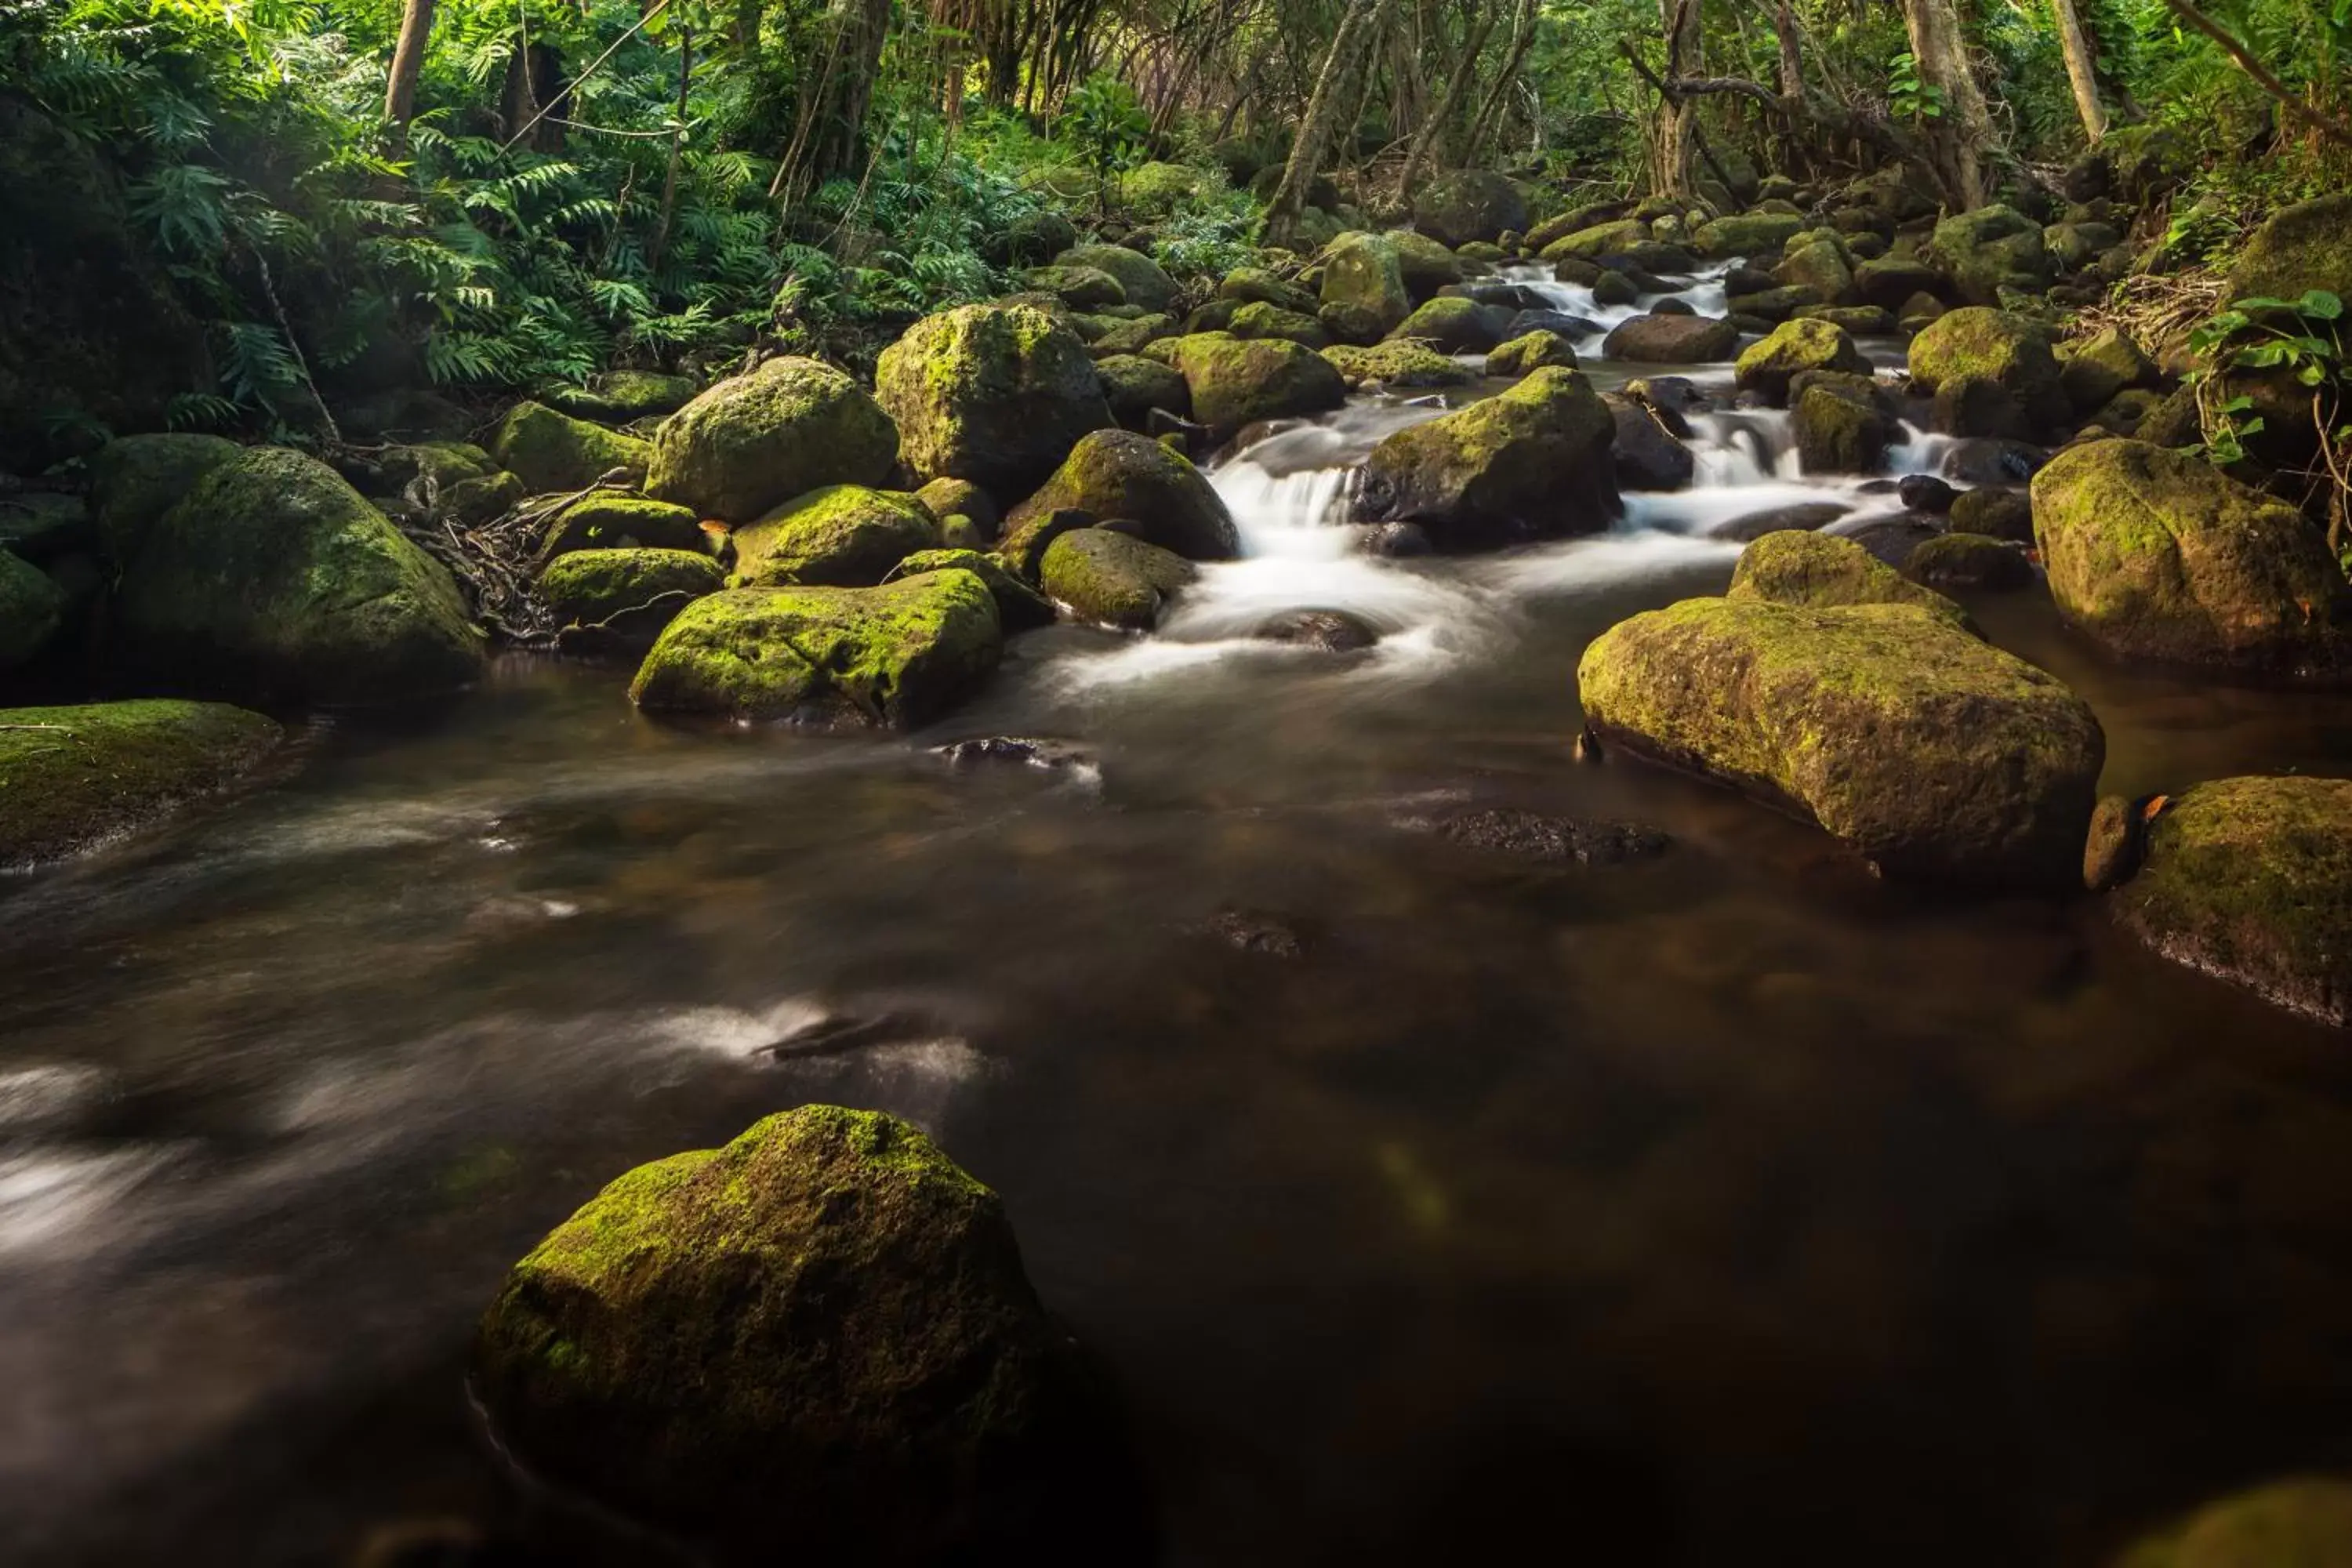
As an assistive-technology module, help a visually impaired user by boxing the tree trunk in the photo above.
[651,24,693,271]
[1463,0,1537,162]
[1773,0,1801,102]
[1900,0,1993,210]
[2049,0,2107,143]
[1264,0,1387,249]
[1654,0,1700,199]
[1394,0,1495,200]
[383,0,436,128]
[808,0,892,184]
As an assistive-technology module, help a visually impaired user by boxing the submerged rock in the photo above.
[474,1105,1127,1563]
[648,357,901,524]
[1355,367,1618,548]
[116,447,485,705]
[1904,532,2035,592]
[1001,429,1238,563]
[2114,778,2352,1025]
[936,735,1097,773]
[492,402,653,495]
[2031,440,2352,677]
[1577,595,2102,889]
[1407,808,1670,866]
[1039,528,1196,630]
[0,699,281,867]
[730,485,937,589]
[630,570,1001,726]
[1255,608,1378,652]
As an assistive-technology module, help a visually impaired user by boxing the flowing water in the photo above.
[8,267,2352,1567]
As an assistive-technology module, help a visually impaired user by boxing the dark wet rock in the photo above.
[2032,439,2352,677]
[1904,532,2034,592]
[1725,265,1779,296]
[1941,438,2049,487]
[1094,354,1194,433]
[1256,608,1378,652]
[2114,779,2352,1025]
[936,735,1097,773]
[0,699,282,868]
[1602,313,1739,364]
[873,307,1106,503]
[1361,521,1433,557]
[1355,367,1619,548]
[1505,308,1599,341]
[1795,304,1897,335]
[1407,808,1671,866]
[1931,375,2032,441]
[1897,474,1958,514]
[1831,514,1942,571]
[1947,486,2033,543]
[1649,297,1696,318]
[1625,376,1712,423]
[1577,593,2103,891]
[1608,394,1695,491]
[474,1105,1131,1564]
[1386,230,1467,300]
[1189,907,1306,957]
[1708,501,1848,543]
[1726,285,1816,324]
[2082,793,2143,893]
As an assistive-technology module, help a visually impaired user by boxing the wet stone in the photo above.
[1403,808,1671,866]
[935,735,1098,773]
[1189,908,1306,958]
[1256,608,1379,652]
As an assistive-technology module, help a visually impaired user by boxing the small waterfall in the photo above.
[1212,458,1359,561]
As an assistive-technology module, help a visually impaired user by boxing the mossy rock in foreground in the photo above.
[474,1105,1132,1564]
[630,569,1001,727]
[1729,530,1968,623]
[2111,777,2352,1026]
[1040,528,1196,631]
[540,548,722,652]
[1576,596,2103,890]
[729,484,938,589]
[2116,1476,2352,1568]
[646,357,900,525]
[0,699,281,867]
[1356,366,1618,549]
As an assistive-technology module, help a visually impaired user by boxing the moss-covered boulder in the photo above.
[2031,439,2352,676]
[1039,528,1197,630]
[1926,205,2051,305]
[1791,379,1894,474]
[1219,267,1316,314]
[1775,236,1854,303]
[731,485,938,588]
[873,306,1109,501]
[2227,194,2352,307]
[1601,313,1740,364]
[1088,313,1176,358]
[2059,327,2158,416]
[1318,233,1413,339]
[2111,779,2352,1025]
[1729,530,1966,621]
[1054,244,1178,313]
[1732,318,1871,405]
[647,357,900,525]
[492,402,654,495]
[1160,333,1347,441]
[1412,170,1527,249]
[1229,299,1331,350]
[548,370,698,423]
[892,547,1054,631]
[474,1105,1117,1562]
[0,550,66,670]
[630,570,1001,726]
[540,548,723,648]
[1385,229,1465,298]
[1904,532,2035,592]
[1094,354,1192,428]
[1577,596,2103,889]
[1486,330,1579,378]
[1018,263,1127,310]
[1322,340,1479,390]
[117,447,485,705]
[0,699,281,868]
[86,433,241,568]
[1541,218,1652,262]
[1907,308,2069,428]
[1388,296,1507,353]
[1692,212,1806,260]
[1001,430,1238,563]
[538,494,706,561]
[1356,366,1619,548]
[913,477,1000,541]
[1950,486,2034,543]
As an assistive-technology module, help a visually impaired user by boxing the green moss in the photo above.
[1018,263,1127,310]
[1219,267,1316,314]
[1790,383,1892,474]
[1316,234,1412,336]
[1904,532,2035,592]
[1384,228,1465,294]
[1229,299,1330,350]
[1774,237,1853,303]
[1388,296,1498,353]
[1541,217,1653,262]
[492,401,655,495]
[86,433,241,568]
[1089,313,1175,356]
[1729,530,1965,619]
[645,358,898,526]
[1484,331,1578,379]
[1925,205,2050,304]
[1120,160,1215,216]
[1000,428,1237,562]
[1690,212,1804,260]
[2228,194,2352,306]
[0,550,64,669]
[730,485,937,588]
[1093,353,1193,426]
[1577,596,2103,888]
[1323,339,1479,390]
[1907,307,2068,426]
[0,699,281,866]
[1039,528,1196,630]
[1161,332,1348,440]
[548,371,698,423]
[1357,365,1618,546]
[539,548,722,637]
[873,305,1110,498]
[538,494,706,561]
[630,569,1002,727]
[892,547,1054,630]
[2114,778,2352,1025]
[1734,318,1870,404]
[115,446,486,705]
[1054,244,1178,312]
[2059,327,2158,416]
[2031,439,2352,675]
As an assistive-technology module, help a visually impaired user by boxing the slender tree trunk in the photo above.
[1773,0,1801,102]
[1462,0,1537,162]
[2049,0,2107,143]
[1395,0,1494,199]
[651,24,692,271]
[1900,0,1993,209]
[1654,0,1700,199]
[383,0,437,127]
[1264,0,1386,249]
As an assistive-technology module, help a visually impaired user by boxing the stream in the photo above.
[7,263,2352,1567]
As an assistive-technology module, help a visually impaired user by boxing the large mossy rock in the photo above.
[1040,528,1197,630]
[548,370,698,423]
[1319,233,1413,339]
[893,548,1054,632]
[1160,333,1347,441]
[1054,244,1179,314]
[0,699,281,868]
[2031,439,2352,677]
[0,550,66,670]
[2113,778,2352,1026]
[1907,308,2069,428]
[2227,194,2352,307]
[474,1105,1118,1563]
[731,485,938,588]
[1542,218,1652,262]
[1577,596,2103,890]
[1001,430,1238,564]
[1385,230,1465,299]
[1228,299,1330,350]
[1487,330,1579,378]
[537,493,706,561]
[1355,366,1619,548]
[1853,255,1946,311]
[1692,212,1806,260]
[1094,354,1192,427]
[2116,1477,2352,1568]
[1733,318,1870,405]
[874,305,1112,499]
[492,403,654,495]
[1323,340,1479,390]
[1728,529,1966,622]
[647,358,900,525]
[117,447,486,705]
[1388,296,1507,354]
[86,434,241,568]
[1925,205,2051,305]
[1601,313,1740,364]
[630,570,1000,726]
[1412,170,1527,249]
[539,548,722,648]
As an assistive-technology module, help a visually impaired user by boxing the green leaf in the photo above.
[2302,290,2346,321]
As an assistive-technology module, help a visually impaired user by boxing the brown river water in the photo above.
[5,271,2352,1566]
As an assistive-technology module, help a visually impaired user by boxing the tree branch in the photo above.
[2158,0,2352,147]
